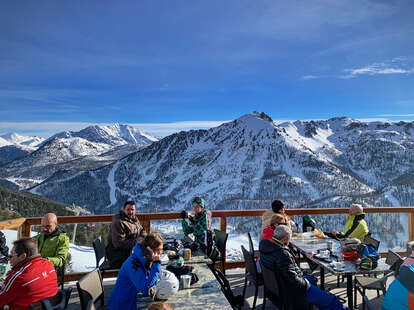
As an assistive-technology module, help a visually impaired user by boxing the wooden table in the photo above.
[291,236,389,309]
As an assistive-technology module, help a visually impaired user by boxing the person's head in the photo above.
[41,213,58,235]
[9,238,38,268]
[191,197,206,214]
[147,302,174,310]
[349,204,363,216]
[141,232,164,260]
[270,214,288,227]
[273,225,292,245]
[123,201,136,219]
[271,200,285,214]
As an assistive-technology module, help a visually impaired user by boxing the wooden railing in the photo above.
[1,206,414,282]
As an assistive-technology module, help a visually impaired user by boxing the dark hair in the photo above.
[13,238,38,257]
[141,232,164,262]
[124,200,136,208]
[271,200,285,213]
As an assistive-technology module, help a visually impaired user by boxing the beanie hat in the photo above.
[192,197,206,208]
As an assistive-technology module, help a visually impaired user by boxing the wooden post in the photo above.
[220,216,227,232]
[18,221,32,238]
[142,219,151,233]
[408,212,414,242]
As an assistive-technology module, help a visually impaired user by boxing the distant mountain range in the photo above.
[0,124,158,189]
[26,112,414,217]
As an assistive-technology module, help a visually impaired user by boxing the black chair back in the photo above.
[214,229,228,274]
[92,236,106,269]
[247,232,255,254]
[363,235,380,251]
[29,288,72,310]
[76,268,105,310]
[241,245,258,278]
[386,250,403,276]
[260,262,284,309]
[207,263,243,309]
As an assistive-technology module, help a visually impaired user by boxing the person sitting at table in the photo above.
[107,200,147,268]
[107,232,164,310]
[180,197,214,245]
[402,242,414,267]
[260,225,349,310]
[261,214,289,240]
[261,199,297,232]
[330,204,369,242]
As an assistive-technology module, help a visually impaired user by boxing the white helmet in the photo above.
[154,270,179,300]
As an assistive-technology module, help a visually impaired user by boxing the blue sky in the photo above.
[1,0,414,137]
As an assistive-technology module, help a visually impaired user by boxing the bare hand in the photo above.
[331,230,337,236]
[137,236,144,243]
[152,253,161,262]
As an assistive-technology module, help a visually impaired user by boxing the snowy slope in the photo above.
[0,133,44,148]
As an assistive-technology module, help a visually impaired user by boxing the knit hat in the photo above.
[192,197,206,208]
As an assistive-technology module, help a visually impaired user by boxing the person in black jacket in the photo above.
[259,225,349,310]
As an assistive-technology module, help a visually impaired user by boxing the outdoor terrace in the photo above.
[1,206,413,309]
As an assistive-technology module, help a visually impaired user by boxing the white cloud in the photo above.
[342,60,414,78]
[301,75,319,80]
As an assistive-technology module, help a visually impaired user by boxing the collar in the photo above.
[270,237,287,247]
[12,254,41,271]
[119,210,137,222]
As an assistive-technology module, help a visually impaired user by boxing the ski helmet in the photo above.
[155,270,179,300]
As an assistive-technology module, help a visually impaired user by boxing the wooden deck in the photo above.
[65,268,388,309]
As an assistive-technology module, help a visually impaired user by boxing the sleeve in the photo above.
[182,219,194,236]
[138,221,147,238]
[130,262,161,296]
[199,211,212,231]
[0,273,21,307]
[111,219,136,249]
[46,234,69,268]
[277,251,309,294]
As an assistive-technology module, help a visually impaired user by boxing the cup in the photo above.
[181,274,192,289]
[327,240,333,251]
[306,227,312,232]
[184,248,191,261]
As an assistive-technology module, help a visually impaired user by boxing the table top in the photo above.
[291,236,390,275]
[136,262,231,309]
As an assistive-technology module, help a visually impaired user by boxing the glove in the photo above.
[180,210,188,219]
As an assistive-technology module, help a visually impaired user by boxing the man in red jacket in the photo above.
[0,237,58,309]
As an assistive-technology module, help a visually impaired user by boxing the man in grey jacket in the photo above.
[260,225,348,310]
[106,201,147,268]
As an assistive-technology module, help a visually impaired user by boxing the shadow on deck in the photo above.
[65,268,387,309]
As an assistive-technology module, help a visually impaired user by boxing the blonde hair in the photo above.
[270,214,288,226]
[350,204,363,214]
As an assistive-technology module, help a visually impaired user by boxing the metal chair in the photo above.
[354,250,403,309]
[29,288,72,310]
[241,245,263,310]
[76,268,105,310]
[247,232,259,259]
[363,235,380,251]
[363,296,378,310]
[260,262,284,310]
[92,236,112,278]
[207,262,243,309]
[214,229,228,275]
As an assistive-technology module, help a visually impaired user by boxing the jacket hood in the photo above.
[131,243,146,266]
[398,265,414,292]
[119,210,138,223]
[44,227,65,239]
[262,226,275,240]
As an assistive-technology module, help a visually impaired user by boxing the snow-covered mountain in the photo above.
[29,112,414,215]
[42,123,157,147]
[0,133,44,148]
[0,124,158,189]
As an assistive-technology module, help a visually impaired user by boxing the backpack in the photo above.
[356,244,380,270]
